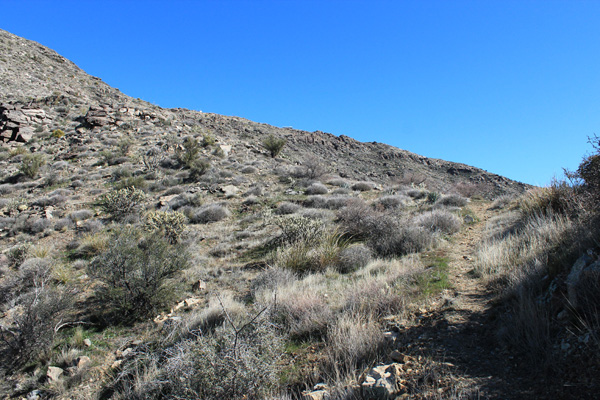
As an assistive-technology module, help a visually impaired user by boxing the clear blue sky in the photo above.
[2,0,599,185]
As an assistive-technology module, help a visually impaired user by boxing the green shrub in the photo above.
[176,136,201,167]
[426,191,440,204]
[201,133,216,147]
[51,129,65,138]
[19,153,45,179]
[87,227,189,322]
[262,134,286,158]
[144,210,187,243]
[98,187,146,220]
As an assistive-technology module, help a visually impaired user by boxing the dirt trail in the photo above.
[395,202,538,399]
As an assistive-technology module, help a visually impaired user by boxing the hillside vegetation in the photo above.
[1,28,597,400]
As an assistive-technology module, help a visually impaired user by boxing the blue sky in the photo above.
[2,0,599,185]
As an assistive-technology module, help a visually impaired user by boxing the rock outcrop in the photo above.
[0,103,48,143]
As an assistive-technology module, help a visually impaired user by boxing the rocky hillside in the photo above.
[0,28,527,196]
[5,28,571,400]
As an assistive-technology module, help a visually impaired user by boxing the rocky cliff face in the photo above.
[0,28,528,197]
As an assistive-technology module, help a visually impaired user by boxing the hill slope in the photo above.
[0,28,527,196]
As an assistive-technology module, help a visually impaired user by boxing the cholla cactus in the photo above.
[144,210,187,243]
[99,187,146,220]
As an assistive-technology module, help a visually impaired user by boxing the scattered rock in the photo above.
[76,355,91,369]
[27,390,42,400]
[191,279,206,292]
[302,390,329,400]
[220,184,239,197]
[361,363,406,400]
[111,359,123,369]
[83,338,92,347]
[383,330,400,344]
[46,366,64,383]
[121,348,134,358]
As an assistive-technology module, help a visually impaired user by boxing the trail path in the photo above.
[396,201,539,399]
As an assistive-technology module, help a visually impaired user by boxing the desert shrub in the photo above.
[141,146,164,172]
[332,187,351,195]
[294,156,327,179]
[27,217,51,234]
[325,313,386,376]
[69,209,94,222]
[490,194,514,210]
[303,195,328,209]
[176,136,201,167]
[327,178,349,187]
[244,185,263,197]
[338,202,434,256]
[451,182,480,198]
[181,294,248,336]
[241,165,258,174]
[336,244,372,273]
[114,176,148,190]
[324,195,352,210]
[51,129,65,138]
[305,182,328,195]
[0,284,70,369]
[188,158,210,181]
[31,194,66,207]
[343,278,407,318]
[67,232,108,260]
[436,194,468,207]
[87,227,189,322]
[351,181,374,191]
[274,229,350,274]
[252,266,297,295]
[144,210,187,243]
[375,195,412,210]
[262,134,286,158]
[98,187,146,220]
[270,287,333,340]
[406,188,427,199]
[189,204,230,224]
[426,191,441,204]
[19,153,45,179]
[0,258,71,369]
[273,215,324,245]
[518,183,573,219]
[201,132,216,147]
[0,184,14,195]
[0,217,15,230]
[112,314,283,400]
[415,210,462,234]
